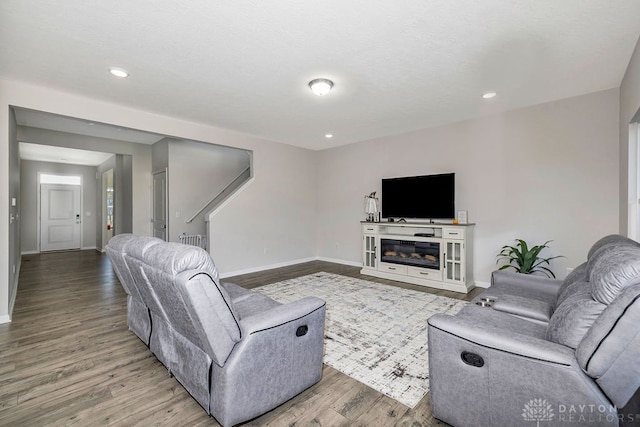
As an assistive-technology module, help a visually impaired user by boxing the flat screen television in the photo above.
[381,173,455,220]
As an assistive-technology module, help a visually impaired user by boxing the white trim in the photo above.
[0,315,11,324]
[219,256,316,279]
[81,246,97,251]
[316,257,362,267]
[207,176,255,220]
[474,280,491,288]
[21,250,40,255]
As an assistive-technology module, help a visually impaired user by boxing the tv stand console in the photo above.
[361,222,474,293]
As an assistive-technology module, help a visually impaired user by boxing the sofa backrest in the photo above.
[586,234,640,259]
[576,282,640,408]
[105,233,138,297]
[141,242,242,367]
[107,234,164,304]
[547,244,640,408]
[123,236,171,321]
[554,235,640,309]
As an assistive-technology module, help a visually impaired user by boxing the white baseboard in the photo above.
[0,315,11,324]
[474,280,491,289]
[21,250,39,255]
[219,257,317,279]
[82,246,97,251]
[316,257,362,267]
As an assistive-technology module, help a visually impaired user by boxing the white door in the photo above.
[41,184,81,251]
[152,170,168,241]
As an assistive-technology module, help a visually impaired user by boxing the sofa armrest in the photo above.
[239,296,326,335]
[211,296,326,427]
[428,313,575,365]
[490,270,563,298]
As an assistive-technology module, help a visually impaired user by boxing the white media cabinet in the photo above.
[361,221,475,293]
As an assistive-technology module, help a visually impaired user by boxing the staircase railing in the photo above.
[185,166,251,224]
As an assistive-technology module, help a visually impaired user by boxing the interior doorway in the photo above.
[102,169,114,247]
[39,174,82,251]
[152,169,168,241]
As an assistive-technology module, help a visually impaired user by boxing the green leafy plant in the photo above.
[496,239,562,278]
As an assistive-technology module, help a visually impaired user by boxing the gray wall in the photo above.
[620,35,640,235]
[8,108,20,318]
[168,140,250,240]
[316,89,620,285]
[20,160,99,253]
[208,140,316,276]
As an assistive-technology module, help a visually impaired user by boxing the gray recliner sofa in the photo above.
[427,234,640,426]
[106,234,326,427]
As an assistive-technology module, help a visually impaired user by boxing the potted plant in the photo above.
[496,239,562,278]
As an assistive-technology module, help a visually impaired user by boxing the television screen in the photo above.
[381,173,455,220]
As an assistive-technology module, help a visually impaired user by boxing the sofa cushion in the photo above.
[490,295,554,323]
[554,262,587,309]
[233,293,281,319]
[589,246,640,305]
[546,288,606,349]
[555,277,590,309]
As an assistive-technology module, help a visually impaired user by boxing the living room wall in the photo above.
[316,88,620,285]
[620,35,640,236]
[0,79,318,320]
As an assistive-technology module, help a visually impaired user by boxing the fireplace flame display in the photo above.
[381,239,440,269]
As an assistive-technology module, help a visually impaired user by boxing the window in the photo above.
[40,174,81,185]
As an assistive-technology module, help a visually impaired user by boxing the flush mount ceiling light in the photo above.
[109,67,129,78]
[482,91,497,99]
[309,78,334,96]
[325,133,334,139]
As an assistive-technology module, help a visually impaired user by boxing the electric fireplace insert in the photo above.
[380,238,441,269]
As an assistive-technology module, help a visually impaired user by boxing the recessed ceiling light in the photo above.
[109,67,129,78]
[325,133,334,138]
[482,92,497,99]
[309,78,334,96]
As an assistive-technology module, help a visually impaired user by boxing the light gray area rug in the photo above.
[257,272,467,408]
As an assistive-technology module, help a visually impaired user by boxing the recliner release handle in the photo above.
[296,325,308,337]
[461,351,484,367]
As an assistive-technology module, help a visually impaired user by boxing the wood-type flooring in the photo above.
[0,250,481,426]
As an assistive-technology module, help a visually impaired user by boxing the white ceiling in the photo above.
[1,1,640,150]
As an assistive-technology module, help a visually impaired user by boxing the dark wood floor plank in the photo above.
[0,250,472,426]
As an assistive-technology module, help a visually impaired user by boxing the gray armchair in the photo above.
[427,235,640,426]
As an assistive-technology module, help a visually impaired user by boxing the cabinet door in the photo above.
[363,234,377,268]
[444,240,464,284]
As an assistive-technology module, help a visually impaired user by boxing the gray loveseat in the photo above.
[427,234,640,426]
[106,234,326,427]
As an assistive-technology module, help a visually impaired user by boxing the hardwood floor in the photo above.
[0,250,481,426]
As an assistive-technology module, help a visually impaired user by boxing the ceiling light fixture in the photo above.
[109,67,129,78]
[482,91,497,99]
[309,78,334,96]
[325,133,334,139]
